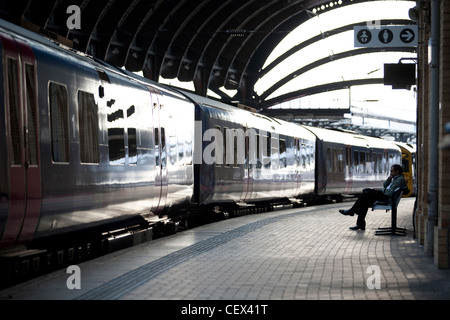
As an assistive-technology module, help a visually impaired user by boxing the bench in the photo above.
[372,185,409,236]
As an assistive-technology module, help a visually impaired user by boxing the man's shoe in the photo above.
[349,225,365,230]
[339,209,354,216]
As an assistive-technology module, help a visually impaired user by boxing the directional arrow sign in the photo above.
[354,25,418,47]
[400,28,415,43]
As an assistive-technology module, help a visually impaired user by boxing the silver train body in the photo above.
[0,19,401,252]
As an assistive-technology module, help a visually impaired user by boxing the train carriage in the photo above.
[0,18,196,249]
[303,126,402,200]
[182,91,316,209]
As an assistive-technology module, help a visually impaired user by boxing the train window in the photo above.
[327,148,332,173]
[256,134,262,169]
[78,91,99,163]
[402,158,410,173]
[264,134,271,168]
[370,153,376,173]
[126,105,137,164]
[333,148,338,172]
[223,127,228,166]
[178,134,184,165]
[128,128,137,164]
[305,144,310,167]
[374,153,378,173]
[7,58,21,165]
[279,139,286,168]
[169,134,177,165]
[377,154,383,173]
[346,148,351,169]
[154,128,160,166]
[185,128,192,165]
[108,127,125,163]
[25,64,38,166]
[389,154,396,168]
[48,82,70,162]
[271,137,279,170]
[294,138,299,166]
[154,127,166,167]
[161,128,166,166]
[354,151,359,173]
[337,148,344,172]
[384,153,389,173]
[360,152,366,173]
[301,144,307,168]
[234,134,239,167]
[107,104,125,164]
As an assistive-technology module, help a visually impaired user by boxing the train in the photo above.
[393,142,416,197]
[0,19,405,285]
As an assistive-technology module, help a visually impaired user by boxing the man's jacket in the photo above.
[381,174,406,198]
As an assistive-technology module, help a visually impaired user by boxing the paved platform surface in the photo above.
[1,197,450,302]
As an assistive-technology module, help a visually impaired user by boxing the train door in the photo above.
[148,87,168,214]
[0,35,41,249]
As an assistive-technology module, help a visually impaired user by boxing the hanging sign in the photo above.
[354,25,418,47]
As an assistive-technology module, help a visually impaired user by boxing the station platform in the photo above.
[1,197,449,305]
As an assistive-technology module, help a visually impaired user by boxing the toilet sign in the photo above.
[354,25,417,47]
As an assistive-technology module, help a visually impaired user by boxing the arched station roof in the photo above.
[0,0,416,110]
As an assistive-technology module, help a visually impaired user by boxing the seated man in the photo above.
[339,164,407,230]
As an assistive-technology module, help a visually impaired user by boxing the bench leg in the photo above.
[375,208,407,236]
[375,227,407,236]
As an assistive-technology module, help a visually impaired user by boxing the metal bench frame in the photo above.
[372,186,409,236]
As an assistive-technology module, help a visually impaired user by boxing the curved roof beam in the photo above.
[200,0,316,93]
[104,0,185,69]
[84,0,124,61]
[223,2,312,90]
[194,0,262,90]
[102,0,151,68]
[260,19,414,77]
[163,0,215,79]
[259,78,385,110]
[258,46,417,102]
[175,0,235,83]
[124,0,174,79]
[123,1,163,72]
[65,0,110,54]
